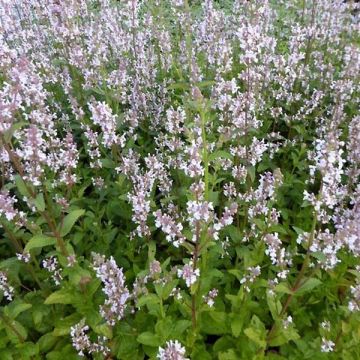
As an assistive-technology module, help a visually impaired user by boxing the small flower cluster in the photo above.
[177,262,200,288]
[321,338,335,353]
[154,210,185,247]
[0,190,19,222]
[203,288,218,307]
[70,320,110,357]
[348,281,360,312]
[0,271,14,301]
[240,266,261,292]
[92,253,131,326]
[42,256,63,285]
[157,340,189,360]
[263,232,292,277]
[16,252,31,263]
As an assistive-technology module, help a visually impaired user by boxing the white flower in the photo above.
[321,338,335,353]
[177,262,200,287]
[157,340,188,360]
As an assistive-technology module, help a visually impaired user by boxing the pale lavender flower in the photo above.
[240,266,261,292]
[92,253,131,326]
[70,320,110,357]
[321,321,331,331]
[0,271,14,301]
[154,210,185,247]
[16,252,30,263]
[157,340,189,360]
[283,315,293,329]
[348,282,360,312]
[321,338,335,353]
[149,260,162,277]
[0,190,18,221]
[88,100,120,149]
[177,262,200,288]
[203,288,218,307]
[42,256,63,285]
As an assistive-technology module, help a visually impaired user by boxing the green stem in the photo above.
[265,214,317,348]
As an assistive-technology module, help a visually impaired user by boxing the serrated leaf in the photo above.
[15,175,31,198]
[24,235,56,252]
[44,289,74,305]
[244,327,266,348]
[231,314,244,337]
[137,332,161,347]
[59,209,85,237]
[296,278,322,296]
[5,301,32,319]
[34,193,45,212]
[274,283,294,295]
[208,150,233,162]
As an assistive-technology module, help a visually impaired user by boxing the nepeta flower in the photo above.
[283,315,293,329]
[348,282,360,312]
[16,252,30,263]
[42,256,63,285]
[157,340,189,360]
[321,321,331,331]
[92,253,131,326]
[203,288,218,307]
[154,210,185,247]
[0,190,18,221]
[187,200,214,225]
[321,338,335,353]
[240,266,261,292]
[177,262,200,288]
[88,100,121,148]
[0,271,14,301]
[70,320,110,357]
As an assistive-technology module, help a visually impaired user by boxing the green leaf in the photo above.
[5,301,32,319]
[208,150,233,162]
[137,294,160,308]
[34,193,45,212]
[52,313,82,337]
[24,234,56,252]
[268,324,300,347]
[5,319,27,344]
[44,289,75,305]
[296,278,322,296]
[274,283,294,295]
[59,209,85,237]
[200,312,229,335]
[137,332,161,347]
[244,315,266,348]
[244,327,266,348]
[15,175,31,198]
[218,349,238,360]
[148,241,156,263]
[38,333,57,352]
[231,314,245,337]
[266,292,282,321]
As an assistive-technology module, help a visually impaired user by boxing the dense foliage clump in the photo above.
[0,0,359,359]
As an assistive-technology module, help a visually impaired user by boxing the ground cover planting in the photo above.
[0,0,359,359]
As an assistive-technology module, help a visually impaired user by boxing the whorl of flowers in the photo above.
[177,261,200,288]
[157,340,189,360]
[70,319,110,357]
[0,190,18,222]
[0,271,14,301]
[42,256,63,285]
[91,253,131,326]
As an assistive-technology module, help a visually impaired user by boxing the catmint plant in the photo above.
[0,0,359,359]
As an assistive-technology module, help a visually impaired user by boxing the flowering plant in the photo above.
[0,0,359,359]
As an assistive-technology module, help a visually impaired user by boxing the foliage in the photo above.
[0,0,359,359]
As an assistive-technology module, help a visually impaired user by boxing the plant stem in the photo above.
[265,214,317,347]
